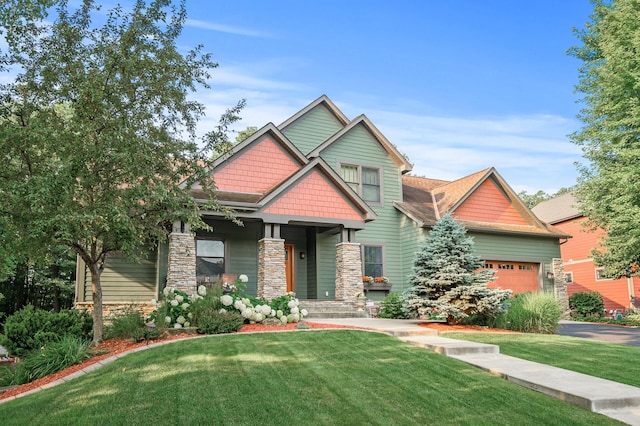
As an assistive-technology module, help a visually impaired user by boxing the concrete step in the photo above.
[300,300,369,319]
[451,352,640,413]
[305,311,369,319]
[401,335,500,356]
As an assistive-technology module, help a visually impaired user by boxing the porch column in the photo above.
[166,221,197,296]
[335,241,362,303]
[258,237,286,299]
[551,258,570,319]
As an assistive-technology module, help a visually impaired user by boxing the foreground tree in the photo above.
[404,214,511,324]
[569,0,640,279]
[0,0,243,343]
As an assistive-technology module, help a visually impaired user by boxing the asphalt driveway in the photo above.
[557,320,640,346]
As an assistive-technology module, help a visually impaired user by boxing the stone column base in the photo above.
[258,238,286,300]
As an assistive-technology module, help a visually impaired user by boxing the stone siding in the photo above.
[75,302,156,322]
[335,242,363,303]
[552,258,570,319]
[258,238,286,300]
[167,231,197,296]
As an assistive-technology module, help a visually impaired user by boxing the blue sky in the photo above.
[180,0,595,194]
[5,1,595,194]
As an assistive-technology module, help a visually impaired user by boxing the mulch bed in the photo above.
[0,321,356,401]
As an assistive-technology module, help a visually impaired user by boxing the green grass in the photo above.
[0,330,618,425]
[445,331,640,388]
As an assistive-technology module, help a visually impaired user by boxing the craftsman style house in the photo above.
[75,95,568,312]
[533,193,640,314]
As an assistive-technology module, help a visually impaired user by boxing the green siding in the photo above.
[83,253,157,303]
[471,232,561,261]
[316,233,338,299]
[282,105,345,155]
[399,213,427,291]
[319,124,407,293]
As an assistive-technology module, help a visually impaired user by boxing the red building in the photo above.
[533,193,640,314]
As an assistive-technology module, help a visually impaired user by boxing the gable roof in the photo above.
[195,122,376,227]
[259,157,376,224]
[307,114,413,173]
[212,122,308,170]
[396,168,569,238]
[531,192,581,224]
[278,95,350,130]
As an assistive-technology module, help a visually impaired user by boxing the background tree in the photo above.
[518,187,574,208]
[0,0,243,343]
[569,0,640,279]
[404,214,511,324]
[0,245,76,321]
[235,126,258,143]
[211,125,257,159]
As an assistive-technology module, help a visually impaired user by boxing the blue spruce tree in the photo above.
[404,214,511,324]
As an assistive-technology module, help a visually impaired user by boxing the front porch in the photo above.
[165,219,366,303]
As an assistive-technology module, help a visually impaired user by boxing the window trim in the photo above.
[339,162,383,206]
[595,267,612,281]
[564,271,574,284]
[195,238,227,282]
[361,243,386,278]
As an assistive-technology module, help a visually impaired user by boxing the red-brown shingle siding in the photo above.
[556,218,601,263]
[264,170,364,221]
[453,179,528,225]
[556,217,640,312]
[214,136,300,193]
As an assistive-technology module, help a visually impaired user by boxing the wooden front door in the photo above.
[284,244,294,292]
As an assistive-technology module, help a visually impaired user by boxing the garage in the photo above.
[485,261,539,294]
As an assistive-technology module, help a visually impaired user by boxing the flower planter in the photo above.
[364,283,393,291]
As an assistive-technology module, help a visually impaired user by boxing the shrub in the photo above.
[569,291,605,317]
[491,292,562,334]
[105,307,161,342]
[2,306,92,357]
[378,292,408,319]
[196,310,244,334]
[12,335,90,385]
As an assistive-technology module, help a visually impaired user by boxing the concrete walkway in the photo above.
[310,318,640,425]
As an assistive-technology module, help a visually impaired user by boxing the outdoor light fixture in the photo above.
[299,252,306,260]
[546,271,554,280]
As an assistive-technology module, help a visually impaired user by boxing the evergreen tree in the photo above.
[404,214,511,324]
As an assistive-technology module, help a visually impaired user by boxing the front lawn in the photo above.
[0,330,618,425]
[445,332,640,388]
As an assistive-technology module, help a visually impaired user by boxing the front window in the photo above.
[595,268,611,281]
[363,245,383,277]
[341,164,381,203]
[196,239,225,282]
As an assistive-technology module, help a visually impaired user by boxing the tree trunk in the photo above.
[89,265,104,345]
